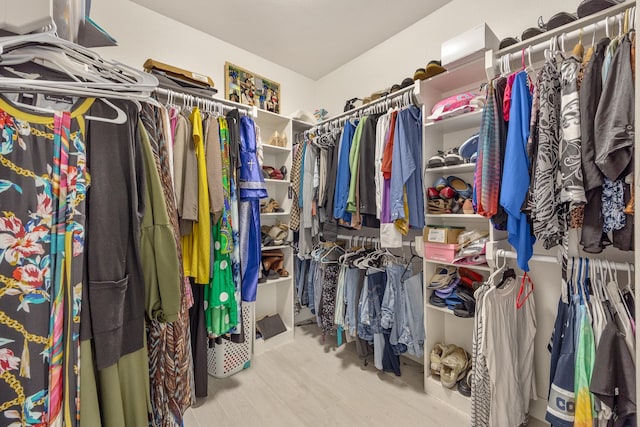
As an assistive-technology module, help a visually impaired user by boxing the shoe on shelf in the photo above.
[262,166,285,180]
[447,176,473,199]
[457,368,472,397]
[428,265,458,289]
[261,198,284,213]
[428,151,446,168]
[441,347,470,389]
[459,133,479,161]
[444,148,464,166]
[430,343,456,377]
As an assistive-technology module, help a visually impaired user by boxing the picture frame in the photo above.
[225,62,281,114]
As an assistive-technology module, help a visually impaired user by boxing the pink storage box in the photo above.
[424,242,459,263]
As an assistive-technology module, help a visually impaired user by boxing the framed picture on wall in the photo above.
[225,62,281,114]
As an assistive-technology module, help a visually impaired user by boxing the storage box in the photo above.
[207,302,254,378]
[441,23,499,69]
[424,226,465,244]
[424,242,459,264]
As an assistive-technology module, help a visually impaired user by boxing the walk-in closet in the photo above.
[0,0,638,426]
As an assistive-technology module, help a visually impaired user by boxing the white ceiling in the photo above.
[131,0,452,80]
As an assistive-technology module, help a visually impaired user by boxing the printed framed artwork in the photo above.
[225,62,281,113]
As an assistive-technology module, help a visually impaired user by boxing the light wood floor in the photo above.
[184,323,470,427]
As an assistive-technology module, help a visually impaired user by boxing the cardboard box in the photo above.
[441,23,499,69]
[423,226,465,244]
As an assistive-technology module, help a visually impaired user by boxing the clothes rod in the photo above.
[495,249,634,271]
[496,0,635,63]
[312,83,417,129]
[334,233,415,248]
[154,87,253,115]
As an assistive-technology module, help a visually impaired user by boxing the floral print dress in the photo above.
[0,97,93,427]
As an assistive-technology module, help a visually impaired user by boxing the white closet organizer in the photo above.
[414,1,638,422]
[416,56,499,413]
[256,109,312,354]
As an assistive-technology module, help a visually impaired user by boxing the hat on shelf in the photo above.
[289,110,315,124]
[390,83,402,93]
[499,37,519,50]
[424,60,446,79]
[521,26,545,40]
[543,12,578,30]
[414,68,428,80]
[577,0,620,18]
[400,77,415,88]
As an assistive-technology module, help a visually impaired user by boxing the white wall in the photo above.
[90,0,316,115]
[314,0,582,115]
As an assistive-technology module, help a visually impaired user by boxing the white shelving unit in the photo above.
[417,56,501,415]
[255,109,313,355]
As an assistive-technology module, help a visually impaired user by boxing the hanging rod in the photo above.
[311,83,418,130]
[154,86,255,116]
[334,233,415,248]
[495,249,634,271]
[493,0,635,67]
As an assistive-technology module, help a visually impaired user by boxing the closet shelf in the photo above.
[424,163,476,174]
[417,57,486,94]
[256,108,291,128]
[425,214,486,220]
[425,376,471,413]
[423,259,492,272]
[261,244,291,251]
[260,212,291,217]
[424,110,483,133]
[426,304,474,318]
[263,144,291,155]
[260,276,293,287]
[263,178,290,185]
[254,326,294,355]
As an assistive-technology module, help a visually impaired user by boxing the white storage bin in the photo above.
[207,302,254,378]
[441,23,499,69]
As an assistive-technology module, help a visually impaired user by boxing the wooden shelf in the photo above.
[425,214,485,220]
[424,163,476,174]
[263,144,291,155]
[425,109,483,133]
[423,259,492,272]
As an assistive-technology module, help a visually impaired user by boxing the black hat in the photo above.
[400,77,414,88]
[577,0,619,18]
[522,27,545,41]
[499,37,519,50]
[545,12,578,30]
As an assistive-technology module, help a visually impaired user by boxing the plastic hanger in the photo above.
[516,272,534,309]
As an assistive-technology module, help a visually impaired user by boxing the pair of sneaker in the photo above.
[430,343,472,393]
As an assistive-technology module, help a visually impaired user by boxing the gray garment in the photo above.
[374,333,385,371]
[83,100,146,369]
[595,35,635,181]
[343,267,361,337]
[302,143,316,227]
[173,113,198,234]
[385,264,407,353]
[580,39,609,253]
[559,56,587,206]
[581,39,609,192]
[322,143,339,241]
[358,114,381,216]
[204,117,224,224]
[471,285,492,427]
[398,272,424,357]
[334,266,347,327]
